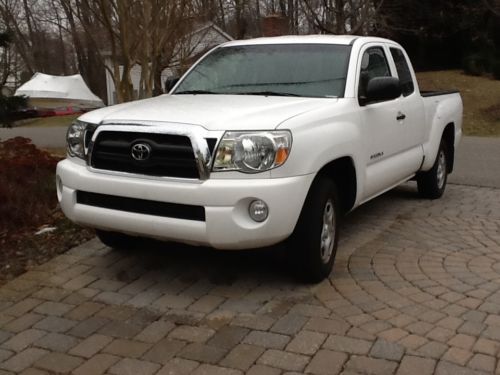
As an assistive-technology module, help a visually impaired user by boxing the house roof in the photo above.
[100,22,233,59]
[190,23,233,41]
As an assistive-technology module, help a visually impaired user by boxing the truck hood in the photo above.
[79,94,336,131]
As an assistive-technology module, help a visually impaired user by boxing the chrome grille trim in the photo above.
[86,122,223,182]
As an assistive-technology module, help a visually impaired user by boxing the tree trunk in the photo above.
[153,58,164,97]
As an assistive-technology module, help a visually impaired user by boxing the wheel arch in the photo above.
[442,122,455,173]
[314,156,358,215]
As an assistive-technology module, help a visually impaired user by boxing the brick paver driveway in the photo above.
[1,183,500,375]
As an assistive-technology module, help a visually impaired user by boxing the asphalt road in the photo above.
[448,136,500,189]
[0,126,67,148]
[0,126,498,188]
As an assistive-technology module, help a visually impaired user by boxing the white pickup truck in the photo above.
[57,35,463,282]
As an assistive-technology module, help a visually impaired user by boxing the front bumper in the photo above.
[56,159,314,249]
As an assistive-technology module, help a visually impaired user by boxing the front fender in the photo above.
[272,106,363,205]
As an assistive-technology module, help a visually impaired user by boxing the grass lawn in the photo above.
[41,147,67,158]
[417,70,500,137]
[15,114,79,128]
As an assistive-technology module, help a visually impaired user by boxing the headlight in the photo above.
[213,131,292,173]
[66,120,89,159]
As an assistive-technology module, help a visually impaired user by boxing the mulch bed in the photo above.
[0,213,94,286]
[0,137,94,286]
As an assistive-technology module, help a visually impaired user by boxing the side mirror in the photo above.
[361,77,401,105]
[165,77,180,93]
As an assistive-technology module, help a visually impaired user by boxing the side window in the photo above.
[358,47,391,99]
[390,48,415,96]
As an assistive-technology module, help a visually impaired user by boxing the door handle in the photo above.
[397,112,406,121]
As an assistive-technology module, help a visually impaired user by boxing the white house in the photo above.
[104,23,232,105]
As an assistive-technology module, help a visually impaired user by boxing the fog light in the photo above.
[249,200,268,222]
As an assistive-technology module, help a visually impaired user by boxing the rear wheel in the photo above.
[289,177,340,283]
[417,141,448,199]
[96,230,140,250]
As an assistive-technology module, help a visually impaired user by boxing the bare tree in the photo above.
[0,0,77,78]
[53,0,105,100]
[481,0,500,16]
[135,0,194,98]
[300,0,384,35]
[64,0,141,103]
[59,0,196,102]
[0,31,14,87]
[0,0,35,74]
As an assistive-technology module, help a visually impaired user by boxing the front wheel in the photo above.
[417,141,448,199]
[288,177,340,283]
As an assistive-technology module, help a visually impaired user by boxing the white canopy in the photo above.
[15,73,104,109]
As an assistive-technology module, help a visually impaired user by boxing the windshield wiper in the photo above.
[235,91,302,97]
[175,89,302,97]
[175,90,220,95]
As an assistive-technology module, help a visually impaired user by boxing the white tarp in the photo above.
[15,73,104,108]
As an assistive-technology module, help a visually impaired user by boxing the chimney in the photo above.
[261,14,289,37]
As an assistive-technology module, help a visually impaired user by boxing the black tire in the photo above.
[288,177,340,283]
[96,230,140,250]
[417,141,448,199]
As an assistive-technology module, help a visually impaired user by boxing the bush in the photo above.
[0,95,28,127]
[0,137,60,232]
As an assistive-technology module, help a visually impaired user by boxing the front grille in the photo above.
[90,131,200,178]
[77,191,206,221]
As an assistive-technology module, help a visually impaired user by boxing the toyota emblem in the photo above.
[131,143,152,161]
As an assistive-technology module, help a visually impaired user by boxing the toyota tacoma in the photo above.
[57,35,463,282]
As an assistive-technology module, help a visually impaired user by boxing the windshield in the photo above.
[174,44,352,98]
